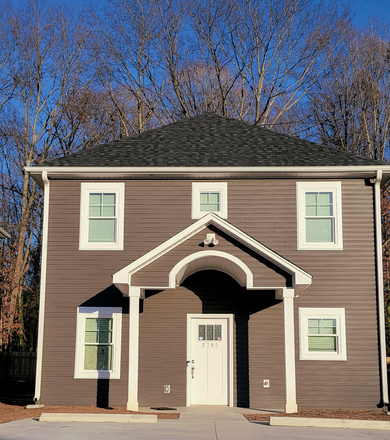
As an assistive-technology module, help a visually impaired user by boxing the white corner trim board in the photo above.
[374,170,389,405]
[34,171,50,403]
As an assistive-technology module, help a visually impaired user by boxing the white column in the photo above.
[127,287,141,411]
[283,288,298,413]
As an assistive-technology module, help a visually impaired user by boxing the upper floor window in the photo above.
[296,182,343,250]
[192,182,228,219]
[79,183,125,250]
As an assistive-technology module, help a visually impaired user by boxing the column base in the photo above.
[285,403,298,413]
[127,401,139,411]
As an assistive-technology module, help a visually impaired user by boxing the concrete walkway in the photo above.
[140,404,279,422]
[0,406,389,440]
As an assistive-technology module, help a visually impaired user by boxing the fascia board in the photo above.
[25,165,390,174]
[25,165,390,191]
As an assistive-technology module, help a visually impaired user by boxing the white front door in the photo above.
[187,314,232,406]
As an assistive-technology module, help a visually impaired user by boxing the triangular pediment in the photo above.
[113,213,311,295]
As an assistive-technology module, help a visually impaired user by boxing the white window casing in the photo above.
[74,307,122,379]
[299,307,347,361]
[192,182,228,219]
[79,182,125,250]
[296,181,343,250]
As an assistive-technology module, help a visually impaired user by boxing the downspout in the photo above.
[374,169,389,407]
[34,171,50,403]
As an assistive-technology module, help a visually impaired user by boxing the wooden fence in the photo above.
[0,352,36,382]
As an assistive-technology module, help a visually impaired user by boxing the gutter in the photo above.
[34,171,50,403]
[374,169,389,407]
[25,165,390,190]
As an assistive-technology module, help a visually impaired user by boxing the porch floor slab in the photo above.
[139,405,282,420]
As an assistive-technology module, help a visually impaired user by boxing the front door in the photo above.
[187,314,232,406]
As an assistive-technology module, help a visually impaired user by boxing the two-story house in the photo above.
[26,113,390,412]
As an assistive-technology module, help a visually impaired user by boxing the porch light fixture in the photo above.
[204,233,219,246]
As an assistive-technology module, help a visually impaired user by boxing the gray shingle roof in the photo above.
[39,113,385,167]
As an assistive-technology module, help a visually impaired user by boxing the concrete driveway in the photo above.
[0,414,389,440]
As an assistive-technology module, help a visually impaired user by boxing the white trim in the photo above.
[26,166,390,191]
[113,213,312,292]
[297,181,343,250]
[299,308,347,361]
[34,171,49,403]
[127,293,140,411]
[79,182,125,251]
[74,307,122,379]
[186,314,234,407]
[282,289,297,413]
[169,250,254,288]
[192,182,228,219]
[26,165,390,174]
[374,170,389,405]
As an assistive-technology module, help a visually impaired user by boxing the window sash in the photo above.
[84,318,113,371]
[200,192,220,212]
[88,193,117,243]
[304,191,334,243]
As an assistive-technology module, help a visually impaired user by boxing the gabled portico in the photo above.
[113,213,312,413]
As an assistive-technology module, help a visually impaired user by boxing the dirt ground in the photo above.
[0,403,180,424]
[0,402,389,425]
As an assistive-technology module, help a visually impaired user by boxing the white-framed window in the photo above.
[296,181,343,250]
[74,307,122,379]
[79,182,125,250]
[192,182,228,219]
[299,308,347,361]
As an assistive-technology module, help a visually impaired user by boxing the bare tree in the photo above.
[89,0,162,134]
[188,0,351,128]
[0,0,91,349]
[308,24,390,160]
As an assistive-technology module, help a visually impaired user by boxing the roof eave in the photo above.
[25,165,390,189]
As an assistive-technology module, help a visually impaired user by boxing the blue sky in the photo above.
[8,0,390,28]
[347,0,390,28]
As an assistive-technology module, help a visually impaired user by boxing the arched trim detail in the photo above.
[168,250,254,288]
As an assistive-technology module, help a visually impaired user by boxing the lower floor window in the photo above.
[299,308,346,361]
[75,307,122,379]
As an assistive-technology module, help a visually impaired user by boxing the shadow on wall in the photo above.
[80,285,129,408]
[182,270,281,408]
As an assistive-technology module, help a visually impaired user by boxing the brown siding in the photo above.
[41,178,379,409]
